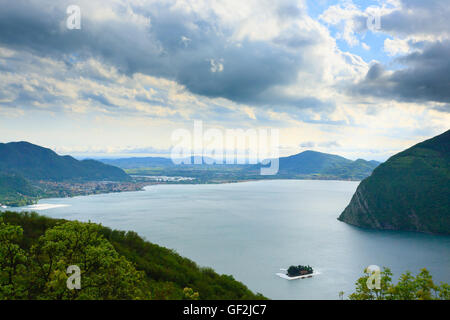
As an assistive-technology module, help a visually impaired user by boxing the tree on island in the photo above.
[287,265,313,277]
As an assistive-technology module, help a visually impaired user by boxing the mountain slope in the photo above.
[0,173,41,206]
[0,141,130,182]
[274,151,379,180]
[338,130,450,234]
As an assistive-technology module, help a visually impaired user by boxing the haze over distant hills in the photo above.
[100,150,380,181]
[339,129,450,234]
[100,156,174,169]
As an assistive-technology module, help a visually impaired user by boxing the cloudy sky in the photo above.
[0,0,449,161]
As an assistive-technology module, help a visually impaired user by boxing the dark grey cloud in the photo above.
[0,0,329,110]
[344,0,450,108]
[381,0,450,36]
[354,0,450,37]
[351,40,450,108]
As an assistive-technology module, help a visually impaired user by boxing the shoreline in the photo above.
[3,178,360,209]
[276,272,320,280]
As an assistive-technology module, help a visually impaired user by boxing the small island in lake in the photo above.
[276,265,315,280]
[287,265,313,277]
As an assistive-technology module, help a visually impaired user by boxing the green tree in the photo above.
[183,287,199,300]
[348,267,449,300]
[0,218,28,299]
[29,221,148,299]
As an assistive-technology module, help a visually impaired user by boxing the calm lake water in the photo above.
[10,180,450,299]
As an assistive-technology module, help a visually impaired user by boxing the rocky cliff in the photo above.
[338,130,450,234]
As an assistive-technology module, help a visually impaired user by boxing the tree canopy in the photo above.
[287,265,313,277]
[348,267,449,300]
[0,218,147,299]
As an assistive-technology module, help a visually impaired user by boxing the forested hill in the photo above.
[0,211,265,300]
[273,150,380,180]
[0,173,40,206]
[338,129,450,234]
[0,141,130,182]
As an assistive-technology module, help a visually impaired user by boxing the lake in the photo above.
[10,180,450,299]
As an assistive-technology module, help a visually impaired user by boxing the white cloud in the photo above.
[361,42,370,50]
[384,37,411,55]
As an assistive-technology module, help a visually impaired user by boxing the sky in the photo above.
[0,0,449,161]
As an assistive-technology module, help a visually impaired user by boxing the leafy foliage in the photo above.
[0,218,28,298]
[348,267,449,300]
[0,211,265,300]
[183,287,199,300]
[30,221,147,299]
[0,217,147,299]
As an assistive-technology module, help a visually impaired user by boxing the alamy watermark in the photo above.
[171,121,279,175]
[66,5,81,30]
[66,265,81,290]
[366,265,381,290]
[366,9,381,31]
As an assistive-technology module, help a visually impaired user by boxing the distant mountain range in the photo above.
[0,142,130,182]
[100,150,380,181]
[339,130,450,234]
[100,156,174,169]
[99,156,226,168]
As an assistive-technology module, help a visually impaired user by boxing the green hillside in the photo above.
[338,130,450,234]
[0,173,41,206]
[0,142,130,182]
[0,211,265,300]
[274,151,379,180]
